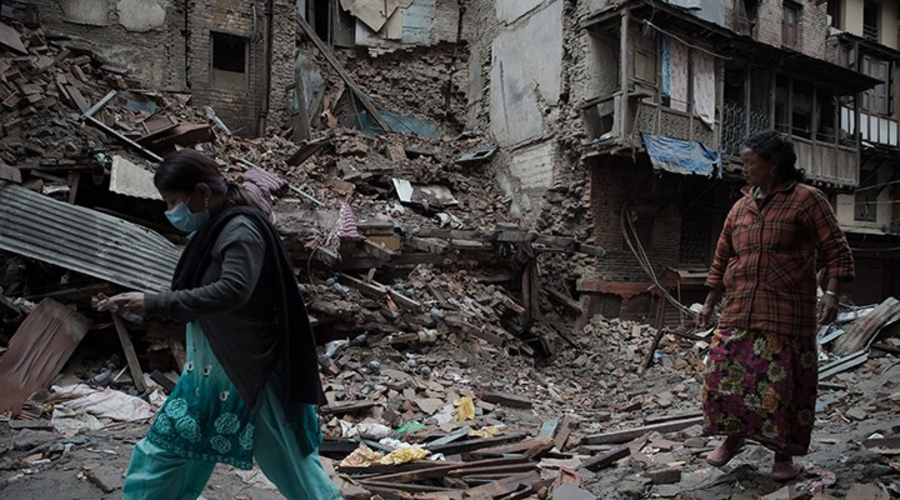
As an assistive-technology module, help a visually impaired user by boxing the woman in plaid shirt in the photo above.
[696,131,855,480]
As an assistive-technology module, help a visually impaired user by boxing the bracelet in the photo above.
[825,290,837,297]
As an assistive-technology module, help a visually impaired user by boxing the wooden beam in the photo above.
[366,457,527,484]
[111,315,147,393]
[338,272,386,300]
[463,470,541,498]
[415,228,487,240]
[296,17,392,134]
[581,416,704,445]
[361,238,395,260]
[478,391,533,409]
[579,445,630,472]
[425,432,528,456]
[404,237,448,255]
[546,288,583,315]
[322,399,378,416]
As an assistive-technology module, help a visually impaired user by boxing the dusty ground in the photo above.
[1,327,898,499]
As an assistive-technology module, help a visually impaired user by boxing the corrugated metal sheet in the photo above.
[0,299,91,416]
[109,155,163,200]
[0,181,180,292]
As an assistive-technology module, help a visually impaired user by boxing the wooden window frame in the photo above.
[782,1,800,49]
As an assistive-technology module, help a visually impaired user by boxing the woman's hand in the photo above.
[696,288,723,329]
[96,292,147,318]
[696,304,715,329]
[817,293,838,325]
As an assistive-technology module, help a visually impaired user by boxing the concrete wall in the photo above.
[836,165,895,232]
[488,0,563,147]
[836,0,898,50]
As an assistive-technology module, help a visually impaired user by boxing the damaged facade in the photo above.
[465,0,891,323]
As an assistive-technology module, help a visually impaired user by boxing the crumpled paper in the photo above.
[468,426,500,439]
[378,445,431,465]
[339,443,383,468]
[453,396,475,422]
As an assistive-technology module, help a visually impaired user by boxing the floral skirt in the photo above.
[702,328,818,456]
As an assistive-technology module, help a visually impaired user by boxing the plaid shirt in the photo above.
[706,182,855,337]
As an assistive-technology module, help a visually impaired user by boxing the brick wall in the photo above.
[332,42,468,131]
[267,0,298,135]
[29,0,186,89]
[586,161,682,282]
[32,0,301,137]
[755,0,829,59]
[186,0,265,137]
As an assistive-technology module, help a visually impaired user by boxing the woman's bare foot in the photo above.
[772,453,803,480]
[706,435,745,467]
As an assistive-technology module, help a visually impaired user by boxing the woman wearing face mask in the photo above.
[97,149,340,500]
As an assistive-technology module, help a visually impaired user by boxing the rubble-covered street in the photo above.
[2,1,900,499]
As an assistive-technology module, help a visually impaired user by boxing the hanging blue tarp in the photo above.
[642,133,720,177]
[351,110,441,139]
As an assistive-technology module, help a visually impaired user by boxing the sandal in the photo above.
[772,461,803,481]
[706,436,745,467]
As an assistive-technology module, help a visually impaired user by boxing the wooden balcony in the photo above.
[793,138,859,186]
[721,101,859,187]
[581,94,718,156]
[842,106,900,148]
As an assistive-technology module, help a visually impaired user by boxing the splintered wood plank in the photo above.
[462,470,541,498]
[579,445,631,472]
[425,432,528,456]
[478,390,533,409]
[581,417,704,445]
[112,314,147,393]
[296,16,391,133]
[65,84,89,113]
[365,457,527,484]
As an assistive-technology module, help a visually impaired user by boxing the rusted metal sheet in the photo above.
[0,299,92,417]
[109,155,163,201]
[0,181,179,292]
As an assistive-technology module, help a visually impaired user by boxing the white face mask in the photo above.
[165,196,210,233]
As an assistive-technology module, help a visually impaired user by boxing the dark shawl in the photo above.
[172,206,325,411]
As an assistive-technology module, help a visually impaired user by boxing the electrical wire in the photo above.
[641,20,730,61]
[620,202,696,317]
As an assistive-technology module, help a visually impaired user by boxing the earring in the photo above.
[204,197,209,209]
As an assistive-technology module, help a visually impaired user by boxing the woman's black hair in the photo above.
[742,130,806,183]
[154,149,254,209]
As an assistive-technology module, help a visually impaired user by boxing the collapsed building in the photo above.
[13,0,899,327]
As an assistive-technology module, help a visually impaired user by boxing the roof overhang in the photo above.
[833,31,900,61]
